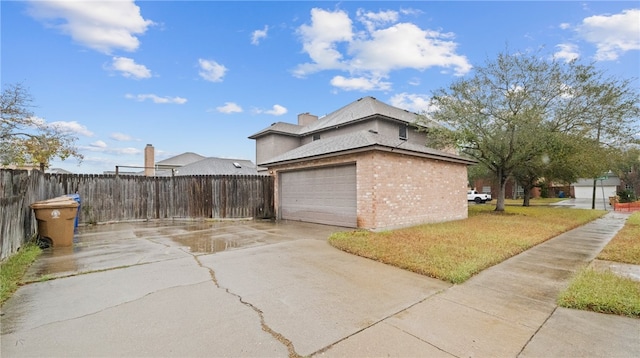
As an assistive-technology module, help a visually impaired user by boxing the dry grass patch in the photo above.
[329,206,605,284]
[598,212,640,264]
[558,269,640,318]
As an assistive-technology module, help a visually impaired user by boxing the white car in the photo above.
[468,190,492,204]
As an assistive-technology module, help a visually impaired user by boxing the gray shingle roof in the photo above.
[301,96,435,134]
[573,175,620,187]
[174,158,263,176]
[260,130,475,166]
[156,152,206,167]
[248,96,438,139]
[248,122,303,139]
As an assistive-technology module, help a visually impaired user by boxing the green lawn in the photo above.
[0,243,42,305]
[329,205,605,284]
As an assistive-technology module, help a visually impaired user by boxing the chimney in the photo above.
[144,144,155,176]
[298,112,318,126]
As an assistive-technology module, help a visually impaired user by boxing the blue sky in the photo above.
[2,1,639,174]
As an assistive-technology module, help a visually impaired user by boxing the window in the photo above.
[233,162,241,168]
[399,124,407,140]
[313,134,321,141]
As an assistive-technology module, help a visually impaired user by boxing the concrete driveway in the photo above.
[1,220,451,357]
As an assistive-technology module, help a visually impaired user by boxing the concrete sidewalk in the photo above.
[1,213,638,357]
[321,211,639,357]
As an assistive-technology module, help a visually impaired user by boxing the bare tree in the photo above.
[1,83,83,170]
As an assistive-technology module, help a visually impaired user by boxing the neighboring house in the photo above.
[171,157,260,176]
[46,168,73,174]
[572,174,621,200]
[249,96,476,230]
[134,145,261,176]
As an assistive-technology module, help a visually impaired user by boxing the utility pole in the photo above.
[591,121,602,210]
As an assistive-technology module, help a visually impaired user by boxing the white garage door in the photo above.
[574,186,617,199]
[279,165,357,227]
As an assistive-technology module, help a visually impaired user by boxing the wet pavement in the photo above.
[1,212,639,357]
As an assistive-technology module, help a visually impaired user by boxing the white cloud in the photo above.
[389,93,434,113]
[90,140,107,148]
[198,59,227,82]
[330,75,391,91]
[577,9,640,61]
[559,23,571,30]
[217,102,243,114]
[27,116,47,128]
[116,147,141,155]
[82,144,141,155]
[553,43,580,62]
[110,132,134,141]
[294,8,354,77]
[266,104,287,116]
[408,77,421,86]
[251,25,268,45]
[357,9,399,32]
[351,23,471,76]
[255,104,288,116]
[125,94,187,104]
[110,57,151,79]
[27,0,153,54]
[294,8,472,91]
[49,121,93,136]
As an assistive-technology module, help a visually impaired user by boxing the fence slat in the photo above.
[0,170,274,260]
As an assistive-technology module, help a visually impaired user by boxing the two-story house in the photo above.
[249,96,476,230]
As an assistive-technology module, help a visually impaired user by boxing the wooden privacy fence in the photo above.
[0,169,274,260]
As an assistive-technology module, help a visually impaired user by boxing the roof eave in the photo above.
[248,129,301,139]
[260,144,476,167]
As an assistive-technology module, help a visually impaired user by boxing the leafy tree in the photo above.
[612,147,640,200]
[513,132,609,206]
[420,49,639,211]
[1,83,83,170]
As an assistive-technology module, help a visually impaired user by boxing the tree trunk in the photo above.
[495,171,508,212]
[522,186,531,206]
[39,162,45,172]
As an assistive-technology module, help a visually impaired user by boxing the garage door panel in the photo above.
[280,165,356,227]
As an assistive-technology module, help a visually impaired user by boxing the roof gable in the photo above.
[249,96,438,140]
[260,130,474,166]
[156,152,206,167]
[301,96,432,134]
[248,122,303,139]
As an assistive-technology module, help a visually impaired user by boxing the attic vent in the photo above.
[233,162,241,168]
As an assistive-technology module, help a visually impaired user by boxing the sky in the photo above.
[2,1,639,174]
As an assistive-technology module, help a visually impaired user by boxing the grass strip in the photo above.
[598,212,640,264]
[0,243,42,305]
[329,206,605,284]
[558,268,640,318]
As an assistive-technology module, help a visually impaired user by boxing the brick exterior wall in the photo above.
[269,149,469,230]
[360,151,468,229]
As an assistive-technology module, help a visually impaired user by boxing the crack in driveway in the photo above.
[191,255,301,358]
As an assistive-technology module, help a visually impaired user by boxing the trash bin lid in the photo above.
[31,197,79,209]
